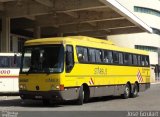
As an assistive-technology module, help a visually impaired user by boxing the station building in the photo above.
[0,0,152,52]
[108,0,160,82]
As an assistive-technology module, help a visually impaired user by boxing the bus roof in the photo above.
[25,36,148,55]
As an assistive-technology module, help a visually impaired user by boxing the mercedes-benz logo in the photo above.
[36,86,40,90]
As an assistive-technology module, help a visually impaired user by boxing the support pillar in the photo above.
[1,16,10,52]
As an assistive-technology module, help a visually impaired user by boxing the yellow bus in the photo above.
[19,36,150,105]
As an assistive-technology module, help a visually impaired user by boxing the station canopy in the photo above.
[0,0,152,39]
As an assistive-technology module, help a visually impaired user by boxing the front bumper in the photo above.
[19,88,79,101]
[19,90,63,101]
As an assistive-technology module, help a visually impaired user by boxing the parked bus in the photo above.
[19,36,150,105]
[0,53,21,94]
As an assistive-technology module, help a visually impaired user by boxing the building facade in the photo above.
[108,0,160,82]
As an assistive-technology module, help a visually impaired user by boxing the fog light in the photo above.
[19,84,26,90]
[51,85,55,90]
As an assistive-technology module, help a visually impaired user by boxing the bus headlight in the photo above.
[19,84,27,90]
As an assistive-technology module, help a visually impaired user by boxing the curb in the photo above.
[151,82,160,85]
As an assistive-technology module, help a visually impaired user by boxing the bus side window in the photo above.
[142,55,149,66]
[145,56,150,66]
[133,54,138,66]
[141,56,145,66]
[66,45,74,73]
[103,50,113,64]
[119,53,123,64]
[124,53,132,65]
[113,51,119,64]
[88,48,96,63]
[76,46,88,63]
[137,55,141,66]
[95,49,102,63]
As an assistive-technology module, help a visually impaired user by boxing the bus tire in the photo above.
[122,83,131,99]
[77,86,84,105]
[131,83,139,98]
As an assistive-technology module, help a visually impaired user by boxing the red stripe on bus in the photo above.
[0,76,19,78]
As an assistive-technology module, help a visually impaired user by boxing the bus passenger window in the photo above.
[95,49,102,63]
[124,53,132,65]
[145,56,149,66]
[133,55,138,65]
[103,50,113,64]
[119,53,123,64]
[137,55,141,66]
[141,56,149,66]
[89,48,96,63]
[141,56,145,66]
[113,52,119,64]
[76,47,88,62]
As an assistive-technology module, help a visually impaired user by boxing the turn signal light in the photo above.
[60,84,64,91]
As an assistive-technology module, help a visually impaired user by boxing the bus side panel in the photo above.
[12,69,20,93]
[0,78,13,92]
[62,62,150,99]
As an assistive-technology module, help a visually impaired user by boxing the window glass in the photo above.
[145,56,150,66]
[0,56,21,68]
[113,52,119,64]
[103,50,113,64]
[0,57,10,68]
[133,55,138,65]
[76,47,88,62]
[95,49,102,63]
[124,53,132,65]
[88,48,96,63]
[141,55,150,66]
[119,53,123,64]
[137,55,141,66]
[141,56,145,66]
[21,45,64,73]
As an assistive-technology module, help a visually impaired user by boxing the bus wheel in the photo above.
[122,83,130,99]
[131,83,139,98]
[77,86,84,105]
[42,99,50,105]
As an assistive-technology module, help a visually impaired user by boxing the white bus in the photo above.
[0,53,21,94]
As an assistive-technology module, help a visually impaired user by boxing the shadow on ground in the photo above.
[0,95,125,108]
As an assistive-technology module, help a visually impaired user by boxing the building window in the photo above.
[134,6,160,17]
[152,28,160,35]
[135,45,158,52]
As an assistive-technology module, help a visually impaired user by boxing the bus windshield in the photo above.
[20,45,64,74]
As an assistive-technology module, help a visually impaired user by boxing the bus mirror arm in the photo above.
[14,54,17,64]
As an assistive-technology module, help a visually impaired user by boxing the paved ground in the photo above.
[0,84,160,117]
